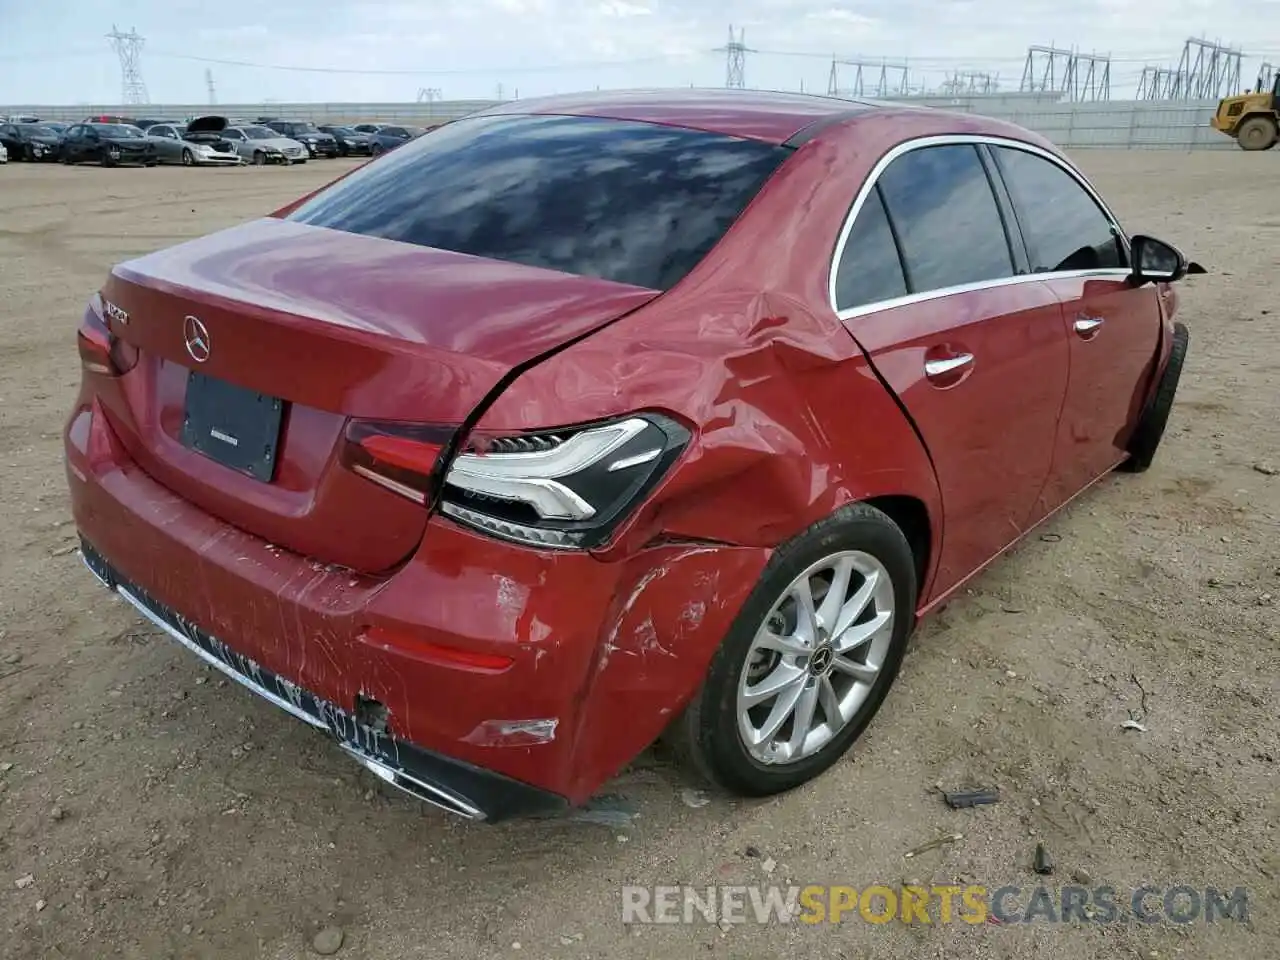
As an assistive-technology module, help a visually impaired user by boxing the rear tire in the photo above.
[1236,116,1278,151]
[667,502,917,796]
[1121,322,1189,473]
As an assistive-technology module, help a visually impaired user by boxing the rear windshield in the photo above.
[286,114,789,291]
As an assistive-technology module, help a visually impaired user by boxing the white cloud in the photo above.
[597,0,655,16]
[6,0,1280,104]
[804,9,878,26]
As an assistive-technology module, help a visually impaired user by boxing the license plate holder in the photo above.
[180,371,284,482]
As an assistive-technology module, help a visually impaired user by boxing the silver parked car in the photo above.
[221,125,308,165]
[145,117,244,166]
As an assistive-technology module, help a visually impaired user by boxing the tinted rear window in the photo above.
[287,114,789,291]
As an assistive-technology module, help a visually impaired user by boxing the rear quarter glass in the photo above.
[285,114,791,292]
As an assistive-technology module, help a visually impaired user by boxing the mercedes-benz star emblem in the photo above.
[809,646,834,677]
[183,315,211,363]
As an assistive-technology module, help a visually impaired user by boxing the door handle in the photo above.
[924,353,974,378]
[1074,315,1105,335]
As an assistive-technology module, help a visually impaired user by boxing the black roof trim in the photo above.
[782,102,879,147]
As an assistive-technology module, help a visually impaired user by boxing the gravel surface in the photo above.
[0,152,1276,959]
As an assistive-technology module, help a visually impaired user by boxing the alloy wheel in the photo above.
[736,550,896,765]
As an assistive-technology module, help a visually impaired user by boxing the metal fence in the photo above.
[909,97,1230,150]
[2,96,1231,150]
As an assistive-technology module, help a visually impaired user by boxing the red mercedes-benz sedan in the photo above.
[64,90,1200,821]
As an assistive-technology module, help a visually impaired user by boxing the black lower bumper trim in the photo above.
[79,538,569,822]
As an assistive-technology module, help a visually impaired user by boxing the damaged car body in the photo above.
[64,90,1200,821]
[144,116,246,166]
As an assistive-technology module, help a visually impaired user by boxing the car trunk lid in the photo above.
[183,115,237,153]
[95,217,660,572]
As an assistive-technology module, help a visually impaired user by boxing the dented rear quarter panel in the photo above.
[477,108,973,571]
[460,113,1031,792]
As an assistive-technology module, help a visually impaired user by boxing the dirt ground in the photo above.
[0,151,1276,960]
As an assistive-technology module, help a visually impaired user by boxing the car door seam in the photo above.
[877,183,916,294]
[1023,281,1076,521]
[978,143,1032,276]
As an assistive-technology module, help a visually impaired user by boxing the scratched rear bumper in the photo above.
[80,539,568,822]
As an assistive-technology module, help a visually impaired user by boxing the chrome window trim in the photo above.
[836,268,1132,321]
[828,133,1131,320]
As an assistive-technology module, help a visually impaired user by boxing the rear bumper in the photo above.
[64,395,764,815]
[80,540,564,821]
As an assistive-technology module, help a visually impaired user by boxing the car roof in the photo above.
[474,88,888,145]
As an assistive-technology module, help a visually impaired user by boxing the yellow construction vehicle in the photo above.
[1211,69,1280,150]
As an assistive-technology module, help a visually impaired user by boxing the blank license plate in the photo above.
[180,371,284,482]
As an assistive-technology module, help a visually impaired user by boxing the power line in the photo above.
[106,25,149,105]
[1136,37,1243,100]
[828,59,910,98]
[1019,46,1111,101]
[713,25,751,88]
[146,50,701,76]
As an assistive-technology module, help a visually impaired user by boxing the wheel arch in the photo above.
[862,493,932,594]
[1236,110,1279,129]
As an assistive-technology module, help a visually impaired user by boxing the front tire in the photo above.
[1121,322,1189,473]
[181,148,194,166]
[1236,116,1278,151]
[99,147,118,168]
[668,502,917,796]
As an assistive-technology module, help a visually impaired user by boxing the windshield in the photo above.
[17,124,58,137]
[329,126,356,136]
[289,122,318,133]
[91,123,143,138]
[287,114,788,292]
[243,126,276,139]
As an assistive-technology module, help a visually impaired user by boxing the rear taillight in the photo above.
[340,420,455,504]
[438,414,691,550]
[77,301,138,376]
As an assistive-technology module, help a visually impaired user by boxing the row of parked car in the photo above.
[0,114,432,167]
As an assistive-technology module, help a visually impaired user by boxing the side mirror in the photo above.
[1129,234,1205,284]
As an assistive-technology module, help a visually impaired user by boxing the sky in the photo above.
[2,0,1279,106]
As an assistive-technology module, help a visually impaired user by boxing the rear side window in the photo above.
[876,144,1014,294]
[287,114,789,291]
[991,146,1126,272]
[833,186,908,311]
